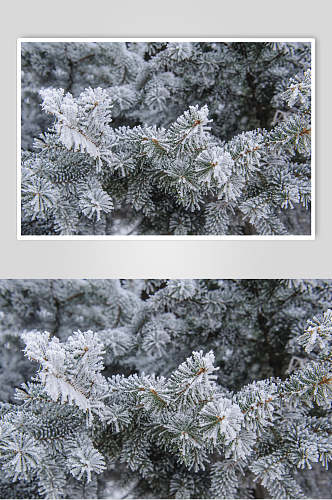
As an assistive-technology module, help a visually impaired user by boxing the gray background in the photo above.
[1,0,330,278]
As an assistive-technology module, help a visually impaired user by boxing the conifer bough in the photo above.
[0,279,330,498]
[21,41,312,235]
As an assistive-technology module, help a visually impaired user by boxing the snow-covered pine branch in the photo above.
[1,300,330,498]
[21,42,312,235]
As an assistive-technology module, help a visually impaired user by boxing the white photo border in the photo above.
[17,37,316,241]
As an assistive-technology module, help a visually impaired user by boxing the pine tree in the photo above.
[20,41,312,236]
[0,279,330,498]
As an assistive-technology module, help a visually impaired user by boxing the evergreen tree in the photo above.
[0,279,330,498]
[20,41,312,236]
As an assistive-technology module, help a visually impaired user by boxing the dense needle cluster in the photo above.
[0,279,330,498]
[20,41,312,235]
